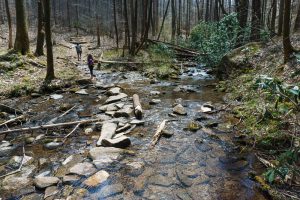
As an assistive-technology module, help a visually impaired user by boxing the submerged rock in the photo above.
[89,147,124,168]
[150,91,160,96]
[34,177,60,189]
[44,186,59,199]
[98,184,124,199]
[62,175,80,184]
[107,87,121,96]
[83,170,109,187]
[149,99,161,105]
[44,142,63,150]
[173,104,187,115]
[75,89,89,95]
[69,162,97,176]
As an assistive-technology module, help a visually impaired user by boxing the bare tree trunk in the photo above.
[35,0,45,56]
[124,0,130,48]
[44,0,55,81]
[294,1,300,32]
[157,0,170,40]
[177,0,182,38]
[250,0,261,41]
[270,0,277,34]
[14,0,30,55]
[129,0,138,55]
[113,0,119,50]
[171,0,176,42]
[67,0,71,31]
[4,0,12,49]
[278,0,284,35]
[283,0,294,63]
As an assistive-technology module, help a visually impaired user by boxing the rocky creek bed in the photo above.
[0,65,267,199]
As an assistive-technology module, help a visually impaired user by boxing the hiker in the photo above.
[87,54,96,79]
[75,43,82,61]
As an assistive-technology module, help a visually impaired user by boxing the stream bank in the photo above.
[0,63,267,199]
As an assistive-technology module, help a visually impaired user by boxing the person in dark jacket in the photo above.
[87,54,96,79]
[75,43,82,61]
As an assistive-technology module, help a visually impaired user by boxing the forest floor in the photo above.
[217,35,300,198]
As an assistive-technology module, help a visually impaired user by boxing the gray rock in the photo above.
[7,155,33,168]
[83,170,109,187]
[44,142,63,150]
[116,123,131,133]
[89,147,124,168]
[0,144,17,157]
[99,103,118,112]
[113,105,133,118]
[96,122,118,146]
[148,174,173,187]
[105,93,128,104]
[173,104,187,115]
[150,91,160,96]
[62,175,80,184]
[162,130,174,138]
[99,184,124,199]
[176,169,193,187]
[102,136,131,148]
[149,99,161,105]
[44,186,59,199]
[75,89,89,95]
[50,94,63,100]
[34,177,60,189]
[107,87,121,96]
[69,162,97,176]
[130,119,145,125]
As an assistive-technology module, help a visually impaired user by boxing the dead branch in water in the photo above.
[0,146,25,178]
[0,115,25,128]
[47,105,76,124]
[150,120,176,147]
[0,118,103,135]
[63,123,81,143]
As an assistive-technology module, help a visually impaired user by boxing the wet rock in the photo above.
[75,89,89,95]
[73,188,88,198]
[226,160,249,171]
[76,78,93,85]
[62,185,74,197]
[105,93,128,104]
[31,93,41,98]
[44,186,59,199]
[35,134,45,141]
[84,128,93,135]
[149,99,161,105]
[62,175,80,184]
[107,87,121,96]
[102,136,131,148]
[176,189,193,200]
[130,119,145,125]
[113,105,133,118]
[96,122,117,146]
[2,166,35,192]
[21,193,43,200]
[95,83,115,90]
[95,114,112,122]
[168,113,177,117]
[0,143,17,157]
[204,120,219,128]
[187,121,201,132]
[176,169,193,187]
[39,158,48,166]
[105,111,116,116]
[194,140,212,152]
[7,155,33,168]
[69,162,97,176]
[126,162,144,177]
[83,170,109,187]
[134,168,155,193]
[204,168,220,177]
[162,130,174,138]
[173,104,187,115]
[34,177,60,189]
[150,91,160,96]
[44,142,63,150]
[25,137,35,144]
[50,94,63,100]
[89,147,124,168]
[59,103,73,112]
[99,103,118,112]
[200,103,214,113]
[148,174,174,187]
[98,184,124,199]
[116,123,131,133]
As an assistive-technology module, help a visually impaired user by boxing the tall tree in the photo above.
[283,0,294,63]
[278,0,284,35]
[270,0,277,35]
[14,0,30,55]
[113,0,119,50]
[294,2,300,32]
[250,0,261,41]
[44,0,55,80]
[236,0,249,45]
[4,0,12,49]
[35,0,45,56]
[171,0,176,42]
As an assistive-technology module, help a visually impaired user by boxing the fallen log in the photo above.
[133,94,143,120]
[0,118,102,135]
[0,115,25,128]
[26,59,45,68]
[150,120,168,147]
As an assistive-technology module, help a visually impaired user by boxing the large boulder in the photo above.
[217,42,262,79]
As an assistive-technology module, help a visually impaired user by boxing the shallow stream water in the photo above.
[0,65,266,200]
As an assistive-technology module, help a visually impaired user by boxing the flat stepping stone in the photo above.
[105,93,128,104]
[83,170,109,187]
[69,162,97,176]
[102,136,131,148]
[34,177,59,189]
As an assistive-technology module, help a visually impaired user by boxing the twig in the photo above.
[256,153,275,168]
[63,123,80,143]
[0,115,24,128]
[0,146,25,178]
[47,105,76,124]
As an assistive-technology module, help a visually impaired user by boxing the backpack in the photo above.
[88,58,94,66]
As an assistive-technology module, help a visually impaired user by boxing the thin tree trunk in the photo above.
[270,0,277,34]
[14,0,30,55]
[157,0,170,40]
[250,0,261,41]
[4,0,12,49]
[283,0,294,63]
[44,0,55,81]
[294,1,300,32]
[278,0,284,35]
[124,0,130,48]
[113,0,119,50]
[171,0,176,42]
[67,0,71,31]
[35,0,45,56]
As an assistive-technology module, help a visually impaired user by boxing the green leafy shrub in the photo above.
[189,13,240,66]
